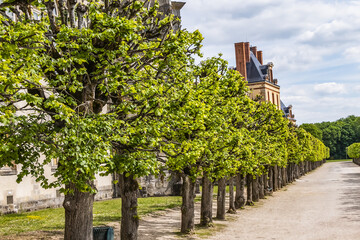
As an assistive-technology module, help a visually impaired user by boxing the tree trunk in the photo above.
[268,167,274,192]
[259,174,265,199]
[282,167,287,187]
[181,175,196,233]
[63,182,95,240]
[287,165,292,183]
[273,165,279,191]
[216,177,226,220]
[119,173,139,240]
[234,173,246,209]
[278,166,282,188]
[200,175,213,226]
[246,174,254,206]
[227,177,236,214]
[252,175,259,202]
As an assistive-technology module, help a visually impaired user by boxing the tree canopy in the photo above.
[300,115,360,159]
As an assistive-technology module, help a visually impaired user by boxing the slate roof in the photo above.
[280,100,294,119]
[246,52,268,83]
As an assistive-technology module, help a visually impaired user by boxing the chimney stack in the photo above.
[257,51,263,65]
[234,42,248,80]
[250,46,258,58]
[244,42,250,62]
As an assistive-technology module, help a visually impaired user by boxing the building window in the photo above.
[7,195,14,205]
[267,92,270,102]
[276,95,279,108]
[272,93,275,104]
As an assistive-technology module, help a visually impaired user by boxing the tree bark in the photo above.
[259,174,265,199]
[268,167,274,192]
[200,175,213,226]
[181,175,196,233]
[281,167,287,187]
[234,173,246,209]
[227,177,236,213]
[246,174,254,206]
[119,173,139,240]
[63,182,95,240]
[273,165,279,191]
[216,177,226,220]
[278,165,283,188]
[252,175,259,202]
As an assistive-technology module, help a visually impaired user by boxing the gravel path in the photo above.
[139,161,360,240]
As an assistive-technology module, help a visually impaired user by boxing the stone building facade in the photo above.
[234,42,296,124]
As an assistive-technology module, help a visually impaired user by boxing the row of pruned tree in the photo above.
[0,1,329,240]
[347,143,360,165]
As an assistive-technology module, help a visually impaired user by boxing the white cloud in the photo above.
[181,0,360,123]
[344,47,360,63]
[314,82,346,94]
[355,85,360,92]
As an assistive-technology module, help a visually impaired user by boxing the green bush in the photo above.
[347,143,360,159]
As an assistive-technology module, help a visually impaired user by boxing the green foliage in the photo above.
[0,0,329,197]
[301,115,360,159]
[347,143,360,159]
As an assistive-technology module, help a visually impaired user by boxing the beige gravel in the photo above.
[139,161,360,240]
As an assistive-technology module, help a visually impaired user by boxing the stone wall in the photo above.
[353,158,360,166]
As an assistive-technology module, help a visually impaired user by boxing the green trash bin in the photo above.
[93,226,114,240]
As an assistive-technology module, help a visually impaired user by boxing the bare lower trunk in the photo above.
[216,177,226,220]
[246,174,254,206]
[273,165,279,191]
[252,175,259,202]
[200,175,213,226]
[278,165,283,189]
[181,175,196,233]
[259,174,265,199]
[282,167,287,186]
[268,167,274,192]
[227,177,236,213]
[63,182,95,240]
[234,173,246,209]
[119,173,139,240]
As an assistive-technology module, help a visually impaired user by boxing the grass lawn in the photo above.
[326,159,352,163]
[0,196,183,236]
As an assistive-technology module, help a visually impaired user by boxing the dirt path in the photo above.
[139,161,360,240]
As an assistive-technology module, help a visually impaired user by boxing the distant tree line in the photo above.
[300,115,360,159]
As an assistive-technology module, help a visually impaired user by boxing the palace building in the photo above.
[234,42,296,124]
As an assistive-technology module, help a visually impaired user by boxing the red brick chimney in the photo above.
[250,46,258,58]
[234,42,248,80]
[244,42,250,62]
[257,51,263,64]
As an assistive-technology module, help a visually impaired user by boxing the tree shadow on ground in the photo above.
[340,169,360,222]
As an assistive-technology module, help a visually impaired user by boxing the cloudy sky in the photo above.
[180,0,360,124]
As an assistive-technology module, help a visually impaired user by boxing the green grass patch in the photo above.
[199,185,230,195]
[326,159,352,163]
[0,196,183,236]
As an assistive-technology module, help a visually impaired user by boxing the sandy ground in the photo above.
[138,161,360,240]
[3,161,360,239]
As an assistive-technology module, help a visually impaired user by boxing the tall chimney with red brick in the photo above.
[244,42,250,62]
[234,42,248,80]
[257,51,263,65]
[250,46,258,58]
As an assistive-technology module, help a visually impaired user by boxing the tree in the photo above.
[0,0,202,239]
[300,123,322,141]
[347,143,360,159]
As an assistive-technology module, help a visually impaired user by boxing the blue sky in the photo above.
[179,0,360,124]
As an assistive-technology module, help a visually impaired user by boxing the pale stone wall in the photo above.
[248,81,280,110]
[0,159,113,214]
